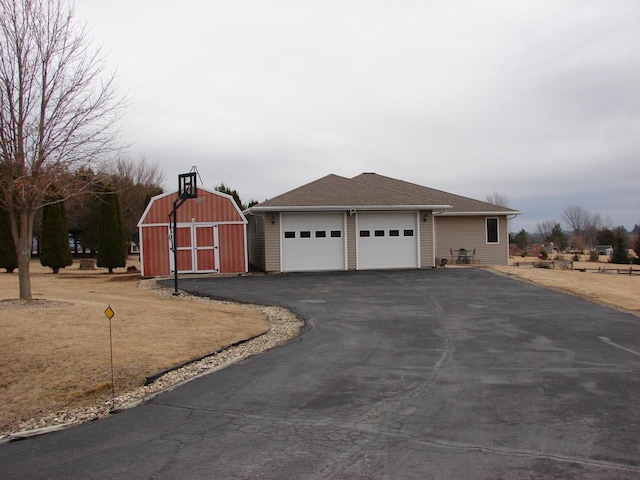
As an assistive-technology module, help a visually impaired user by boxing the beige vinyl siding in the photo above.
[247,214,266,271]
[419,210,434,268]
[264,212,281,272]
[435,215,509,265]
[346,214,357,270]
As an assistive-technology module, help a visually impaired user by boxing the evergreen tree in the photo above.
[596,229,615,246]
[215,182,258,211]
[610,230,630,264]
[549,224,568,251]
[78,193,102,254]
[96,188,126,273]
[40,199,72,273]
[0,207,18,272]
[512,229,529,252]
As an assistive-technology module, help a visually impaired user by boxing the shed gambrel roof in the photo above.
[251,173,520,216]
[138,187,247,226]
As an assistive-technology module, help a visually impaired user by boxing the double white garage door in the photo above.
[281,212,419,271]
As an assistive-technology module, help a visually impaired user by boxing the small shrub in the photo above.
[589,250,598,262]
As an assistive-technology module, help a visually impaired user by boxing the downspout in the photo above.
[506,214,518,265]
[431,213,436,267]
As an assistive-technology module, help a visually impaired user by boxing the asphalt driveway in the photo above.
[1,268,639,479]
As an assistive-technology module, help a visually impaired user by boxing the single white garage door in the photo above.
[357,213,418,269]
[281,213,346,271]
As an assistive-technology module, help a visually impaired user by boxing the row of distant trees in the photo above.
[510,206,639,264]
[0,157,165,273]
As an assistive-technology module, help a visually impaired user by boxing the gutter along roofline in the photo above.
[249,205,453,213]
[435,210,522,216]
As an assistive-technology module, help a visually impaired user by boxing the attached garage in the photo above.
[356,212,419,269]
[281,213,346,272]
[246,173,520,272]
[138,188,248,277]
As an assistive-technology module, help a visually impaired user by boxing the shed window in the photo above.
[403,229,414,237]
[389,230,400,237]
[360,230,371,237]
[374,230,385,237]
[284,231,295,239]
[486,218,499,243]
[315,231,327,238]
[331,230,342,238]
[300,231,311,238]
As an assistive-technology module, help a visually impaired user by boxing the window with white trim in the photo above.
[486,217,499,244]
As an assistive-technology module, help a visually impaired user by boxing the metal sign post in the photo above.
[169,171,198,294]
[104,305,116,411]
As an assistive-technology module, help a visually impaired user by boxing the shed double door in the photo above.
[170,224,219,274]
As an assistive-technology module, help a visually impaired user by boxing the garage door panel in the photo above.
[357,213,418,269]
[282,214,345,271]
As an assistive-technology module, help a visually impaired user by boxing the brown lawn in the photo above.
[0,257,268,434]
[488,256,640,315]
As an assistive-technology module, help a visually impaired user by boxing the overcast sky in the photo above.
[75,0,639,233]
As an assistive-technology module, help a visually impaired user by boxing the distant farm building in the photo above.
[137,188,248,276]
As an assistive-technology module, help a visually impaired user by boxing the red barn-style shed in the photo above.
[137,188,248,276]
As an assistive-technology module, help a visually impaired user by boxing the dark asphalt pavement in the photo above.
[1,268,639,479]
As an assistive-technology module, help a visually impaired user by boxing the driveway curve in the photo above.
[1,268,639,479]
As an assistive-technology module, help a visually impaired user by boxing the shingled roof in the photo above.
[352,173,519,215]
[251,173,520,215]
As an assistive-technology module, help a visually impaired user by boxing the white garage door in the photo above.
[281,213,346,271]
[357,213,418,269]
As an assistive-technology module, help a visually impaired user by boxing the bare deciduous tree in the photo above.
[0,0,123,299]
[536,220,557,242]
[485,192,510,208]
[106,156,165,247]
[561,206,602,250]
[562,206,589,234]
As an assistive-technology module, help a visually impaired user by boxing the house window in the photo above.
[403,229,414,237]
[330,230,341,238]
[374,230,385,237]
[300,231,311,238]
[315,231,327,238]
[360,230,371,237]
[284,231,295,239]
[486,217,499,243]
[389,230,400,237]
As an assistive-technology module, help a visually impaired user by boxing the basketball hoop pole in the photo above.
[169,172,198,295]
[170,201,180,294]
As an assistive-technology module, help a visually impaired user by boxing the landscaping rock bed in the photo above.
[1,282,302,443]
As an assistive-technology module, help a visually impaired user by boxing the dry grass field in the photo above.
[0,257,269,434]
[1,255,638,436]
[488,256,640,315]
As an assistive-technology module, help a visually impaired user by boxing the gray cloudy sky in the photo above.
[75,0,639,232]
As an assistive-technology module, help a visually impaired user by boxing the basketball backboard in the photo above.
[178,172,197,199]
